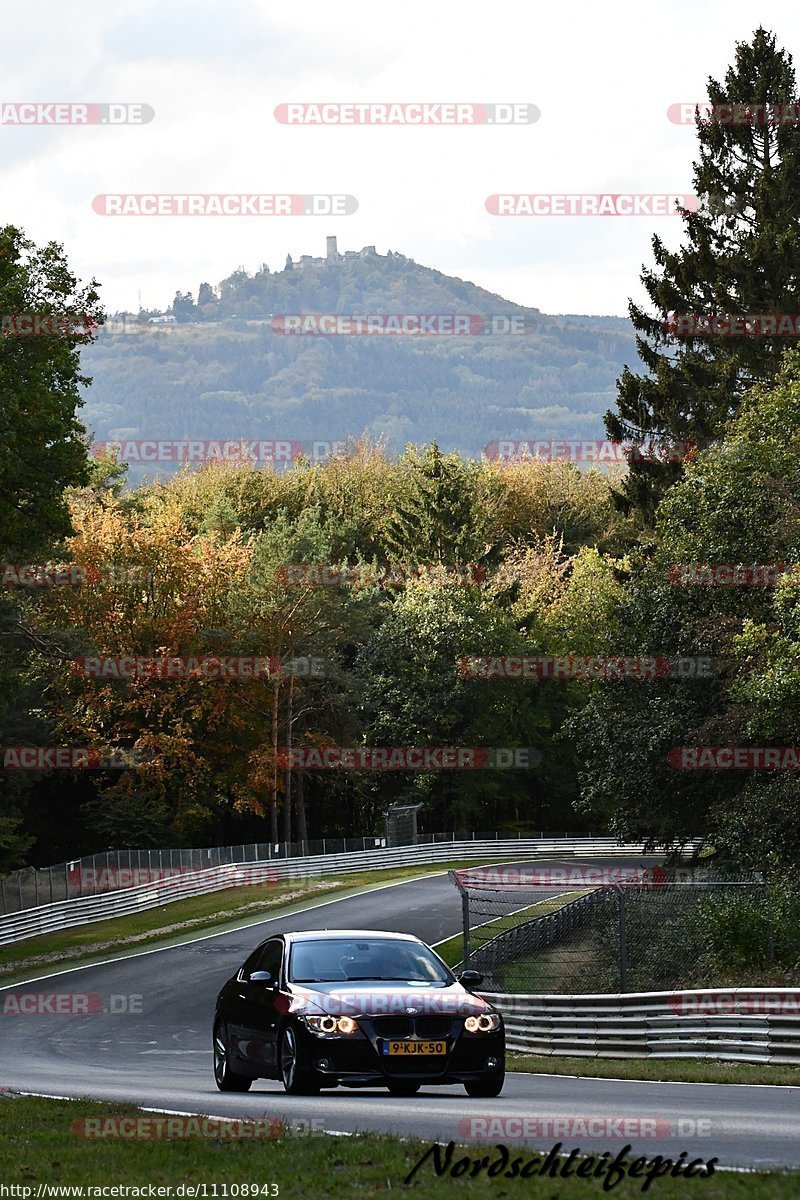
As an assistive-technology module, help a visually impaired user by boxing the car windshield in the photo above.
[288,938,452,985]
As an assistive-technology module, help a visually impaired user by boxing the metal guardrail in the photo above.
[0,837,671,947]
[0,830,620,915]
[483,988,800,1065]
[0,862,279,948]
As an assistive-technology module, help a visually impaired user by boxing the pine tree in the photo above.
[607,28,800,523]
[381,443,489,567]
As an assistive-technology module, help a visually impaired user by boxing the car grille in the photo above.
[416,1016,454,1037]
[371,1015,456,1039]
[372,1017,413,1039]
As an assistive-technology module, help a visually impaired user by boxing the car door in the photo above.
[223,945,262,1058]
[237,937,284,1071]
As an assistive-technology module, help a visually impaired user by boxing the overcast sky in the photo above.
[2,1,798,317]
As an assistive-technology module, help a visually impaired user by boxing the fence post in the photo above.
[462,891,471,969]
[617,885,628,992]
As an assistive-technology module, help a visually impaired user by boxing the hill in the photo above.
[80,239,636,479]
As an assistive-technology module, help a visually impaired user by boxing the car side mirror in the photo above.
[458,970,484,990]
[249,970,277,988]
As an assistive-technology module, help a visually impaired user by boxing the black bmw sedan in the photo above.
[213,929,504,1096]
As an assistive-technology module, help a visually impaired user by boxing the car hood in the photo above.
[279,981,493,1019]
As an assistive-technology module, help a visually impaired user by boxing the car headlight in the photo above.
[464,1013,501,1033]
[302,1015,360,1036]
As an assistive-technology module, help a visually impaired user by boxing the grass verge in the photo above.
[435,892,584,967]
[0,1095,795,1196]
[507,1053,800,1087]
[0,860,486,987]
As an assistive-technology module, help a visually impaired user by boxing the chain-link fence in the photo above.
[450,864,767,993]
[0,828,586,916]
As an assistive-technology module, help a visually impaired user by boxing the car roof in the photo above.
[284,929,422,943]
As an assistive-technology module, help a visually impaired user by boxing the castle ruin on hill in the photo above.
[284,236,400,270]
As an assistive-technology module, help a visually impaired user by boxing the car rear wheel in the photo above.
[387,1080,421,1096]
[279,1024,321,1095]
[464,1072,505,1097]
[213,1020,252,1092]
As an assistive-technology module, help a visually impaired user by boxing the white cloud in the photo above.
[0,1,795,315]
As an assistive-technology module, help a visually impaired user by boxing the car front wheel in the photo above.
[464,1072,505,1098]
[213,1020,252,1092]
[279,1024,321,1095]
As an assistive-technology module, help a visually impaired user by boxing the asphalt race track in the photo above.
[1,859,798,1172]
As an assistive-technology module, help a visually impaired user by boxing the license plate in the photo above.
[382,1040,446,1056]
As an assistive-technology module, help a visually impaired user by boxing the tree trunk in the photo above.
[282,673,294,846]
[296,767,308,847]
[270,681,279,845]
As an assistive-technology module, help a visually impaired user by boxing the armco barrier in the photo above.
[483,988,800,1065]
[0,837,691,946]
[0,862,278,947]
[0,830,658,914]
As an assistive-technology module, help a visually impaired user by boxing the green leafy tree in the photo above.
[196,282,219,321]
[0,225,101,865]
[355,586,551,832]
[575,350,800,845]
[171,290,196,323]
[0,225,102,556]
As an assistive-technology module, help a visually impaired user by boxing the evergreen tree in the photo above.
[381,443,493,567]
[171,290,196,322]
[607,28,800,523]
[196,281,219,321]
